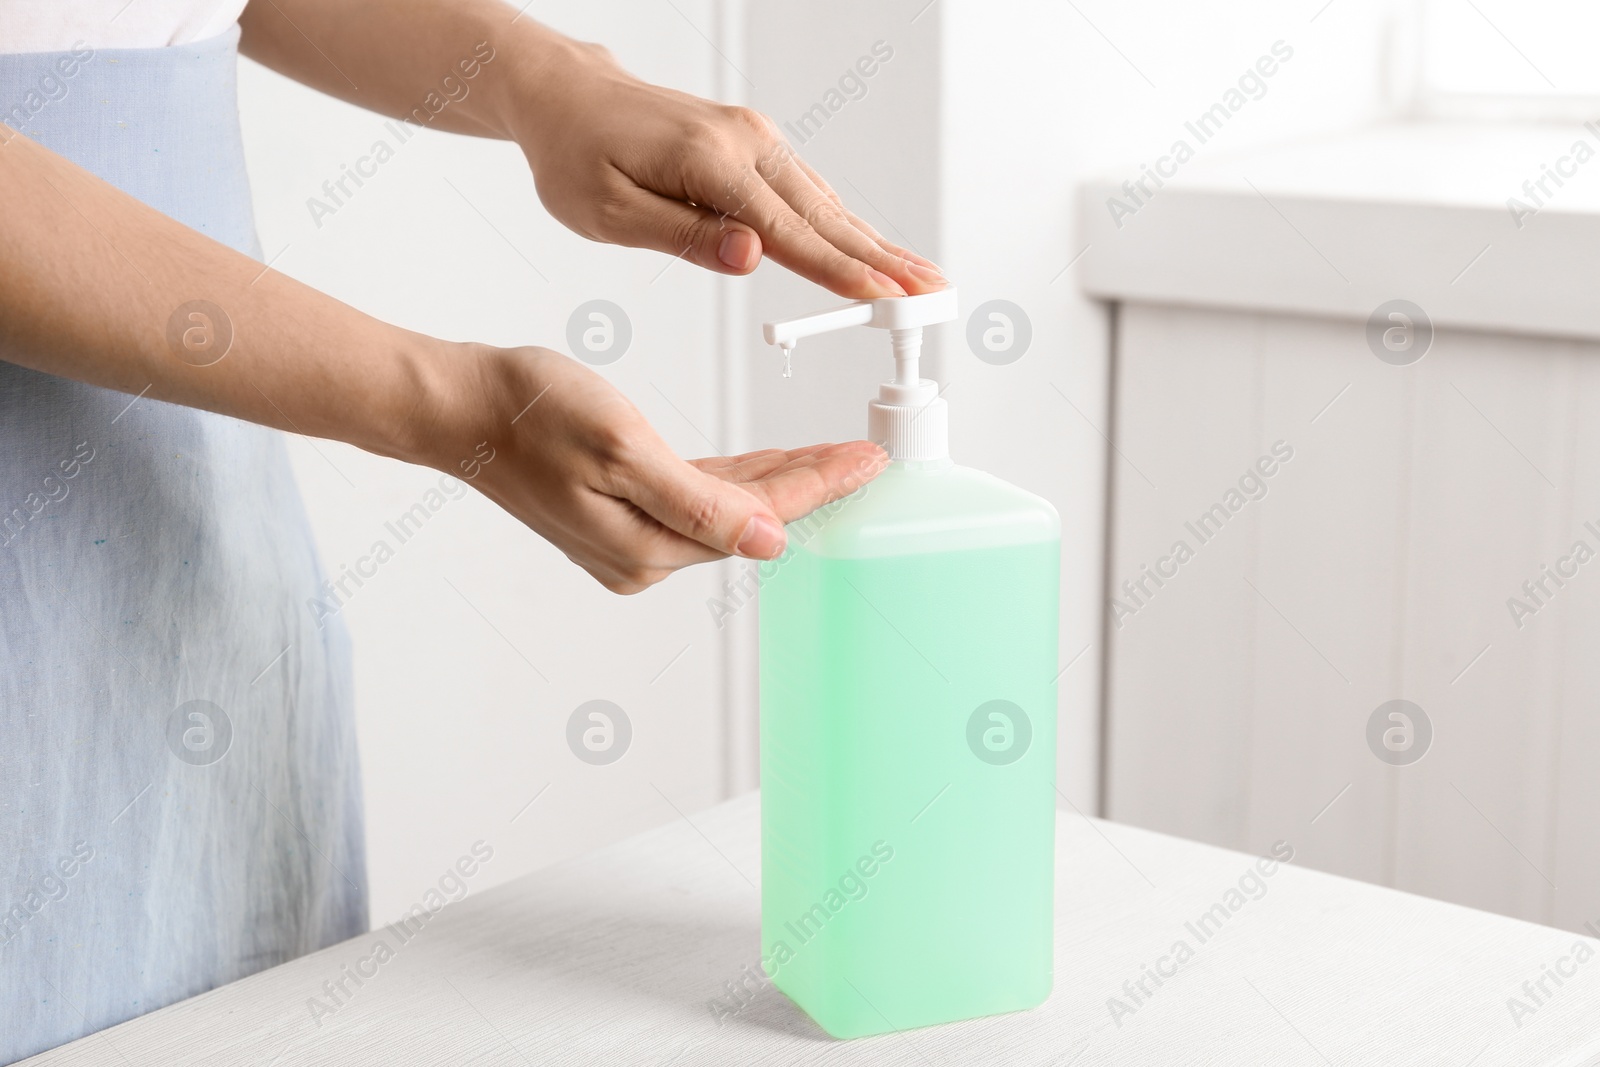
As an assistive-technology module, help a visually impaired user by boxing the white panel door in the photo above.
[1106,302,1595,930]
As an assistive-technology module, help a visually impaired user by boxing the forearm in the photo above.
[237,0,581,142]
[0,126,455,468]
[238,0,943,300]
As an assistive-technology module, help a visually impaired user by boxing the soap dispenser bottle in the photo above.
[757,289,1061,1038]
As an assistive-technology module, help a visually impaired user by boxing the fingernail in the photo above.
[718,230,760,271]
[895,247,943,272]
[867,269,907,297]
[907,262,947,287]
[737,514,786,560]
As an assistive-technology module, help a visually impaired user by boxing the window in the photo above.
[1409,0,1600,119]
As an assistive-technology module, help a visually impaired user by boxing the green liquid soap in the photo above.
[759,458,1061,1038]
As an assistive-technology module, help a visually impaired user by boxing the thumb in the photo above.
[626,454,787,560]
[613,186,764,276]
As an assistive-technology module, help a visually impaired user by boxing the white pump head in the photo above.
[762,288,958,461]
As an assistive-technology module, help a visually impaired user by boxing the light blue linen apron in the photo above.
[0,27,367,1063]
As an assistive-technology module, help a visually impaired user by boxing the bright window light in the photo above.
[1414,0,1600,117]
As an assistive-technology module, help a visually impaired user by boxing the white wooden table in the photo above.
[23,792,1600,1065]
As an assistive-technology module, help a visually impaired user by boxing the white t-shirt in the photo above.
[0,0,248,53]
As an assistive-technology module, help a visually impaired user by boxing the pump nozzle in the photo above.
[762,302,875,349]
[762,290,957,360]
[762,289,959,461]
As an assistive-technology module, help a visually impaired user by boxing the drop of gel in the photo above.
[780,342,794,378]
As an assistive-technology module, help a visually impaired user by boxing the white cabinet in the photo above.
[1084,124,1600,931]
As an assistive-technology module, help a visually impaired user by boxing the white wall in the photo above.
[237,0,737,924]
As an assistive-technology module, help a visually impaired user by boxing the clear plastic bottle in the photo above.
[758,291,1061,1038]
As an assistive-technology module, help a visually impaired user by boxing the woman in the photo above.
[0,0,945,1059]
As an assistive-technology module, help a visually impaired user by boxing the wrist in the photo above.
[375,334,485,472]
[394,341,559,484]
[492,27,627,159]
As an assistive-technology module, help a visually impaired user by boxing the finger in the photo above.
[712,449,810,483]
[715,179,906,300]
[738,445,888,520]
[622,451,790,560]
[604,182,767,276]
[768,161,945,294]
[692,442,850,483]
[842,214,943,274]
[691,447,791,478]
[752,441,884,483]
[693,441,881,488]
[788,154,947,276]
[876,238,943,273]
[561,487,726,592]
[591,442,885,586]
